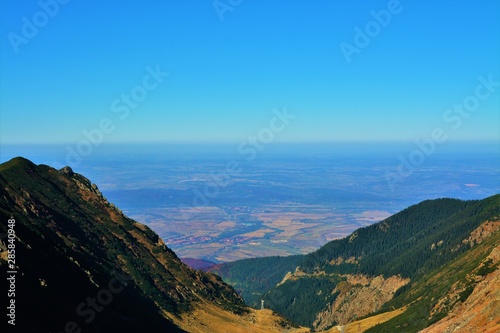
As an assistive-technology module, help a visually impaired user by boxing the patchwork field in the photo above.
[76,152,497,262]
[129,205,391,262]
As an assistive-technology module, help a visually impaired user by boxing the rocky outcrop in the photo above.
[313,274,409,330]
[420,245,500,333]
[462,220,500,247]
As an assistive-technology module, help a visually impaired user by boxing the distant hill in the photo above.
[211,194,500,331]
[0,157,308,333]
[181,258,217,271]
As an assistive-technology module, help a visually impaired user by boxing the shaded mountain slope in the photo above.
[209,254,303,307]
[0,157,306,333]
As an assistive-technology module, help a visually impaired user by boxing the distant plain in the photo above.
[2,144,498,262]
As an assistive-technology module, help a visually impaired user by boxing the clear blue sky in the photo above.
[1,0,499,145]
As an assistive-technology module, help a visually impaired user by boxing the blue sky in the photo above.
[1,0,499,145]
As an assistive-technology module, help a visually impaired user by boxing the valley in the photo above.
[21,148,496,263]
[211,195,500,332]
[0,157,498,333]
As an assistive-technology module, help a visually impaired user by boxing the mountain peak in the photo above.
[0,156,37,172]
[59,165,75,177]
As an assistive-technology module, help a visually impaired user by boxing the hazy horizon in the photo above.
[2,144,496,262]
[1,140,498,166]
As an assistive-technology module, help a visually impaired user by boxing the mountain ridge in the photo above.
[211,194,500,331]
[0,157,306,333]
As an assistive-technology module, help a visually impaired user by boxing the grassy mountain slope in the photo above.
[0,157,307,333]
[364,220,500,333]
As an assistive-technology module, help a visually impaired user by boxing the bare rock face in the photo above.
[462,220,500,247]
[420,245,500,333]
[313,274,410,330]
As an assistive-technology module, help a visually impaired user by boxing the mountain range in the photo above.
[1,157,498,332]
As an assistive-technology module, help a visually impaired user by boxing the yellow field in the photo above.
[325,307,407,333]
[167,303,406,333]
[173,304,311,333]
